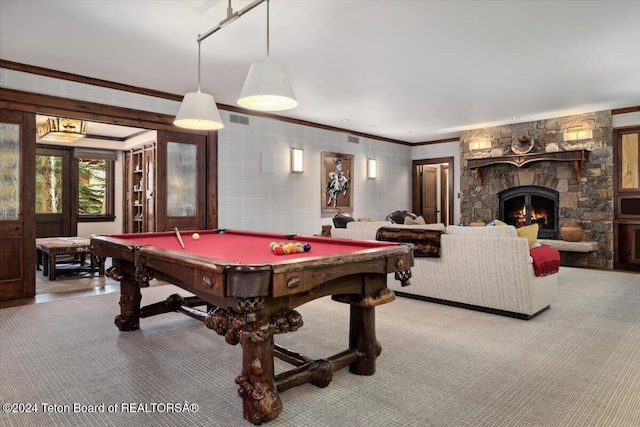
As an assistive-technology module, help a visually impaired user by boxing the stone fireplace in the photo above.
[460,110,614,269]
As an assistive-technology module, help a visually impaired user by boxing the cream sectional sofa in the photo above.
[331,222,558,319]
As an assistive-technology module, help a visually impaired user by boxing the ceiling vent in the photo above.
[230,114,250,125]
[347,135,360,144]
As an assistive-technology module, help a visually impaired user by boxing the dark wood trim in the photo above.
[440,164,449,226]
[0,59,182,102]
[412,157,455,225]
[394,291,550,320]
[1,60,411,146]
[207,130,219,229]
[0,88,178,130]
[612,106,640,115]
[23,112,37,298]
[412,137,460,146]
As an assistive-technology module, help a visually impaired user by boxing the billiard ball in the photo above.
[303,243,311,252]
[192,233,200,240]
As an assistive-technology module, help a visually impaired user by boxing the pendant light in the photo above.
[174,41,224,130]
[238,0,297,111]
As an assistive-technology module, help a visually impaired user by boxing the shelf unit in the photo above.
[123,143,156,233]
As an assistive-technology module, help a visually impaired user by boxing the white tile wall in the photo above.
[217,111,413,235]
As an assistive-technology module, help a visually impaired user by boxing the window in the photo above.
[74,148,116,222]
[36,154,63,214]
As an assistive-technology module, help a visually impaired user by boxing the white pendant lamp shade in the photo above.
[238,60,298,111]
[174,91,224,130]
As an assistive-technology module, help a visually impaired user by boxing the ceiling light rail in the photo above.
[174,0,297,131]
[197,0,266,42]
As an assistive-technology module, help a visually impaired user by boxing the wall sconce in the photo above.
[563,127,593,142]
[469,138,491,151]
[291,148,304,173]
[367,159,377,179]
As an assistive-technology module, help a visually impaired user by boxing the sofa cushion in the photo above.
[404,215,426,225]
[385,210,417,224]
[392,223,446,232]
[333,212,355,228]
[445,225,517,237]
[516,223,539,249]
[376,226,443,257]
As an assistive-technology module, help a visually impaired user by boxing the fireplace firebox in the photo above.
[498,186,559,239]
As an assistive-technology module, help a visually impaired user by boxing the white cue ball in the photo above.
[192,233,200,240]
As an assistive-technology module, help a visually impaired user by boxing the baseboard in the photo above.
[393,291,550,320]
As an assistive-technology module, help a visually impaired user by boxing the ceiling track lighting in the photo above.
[174,0,297,131]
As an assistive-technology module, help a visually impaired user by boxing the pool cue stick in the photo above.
[174,227,185,249]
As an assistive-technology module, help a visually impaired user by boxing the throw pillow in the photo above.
[404,215,426,225]
[486,218,507,226]
[516,223,539,249]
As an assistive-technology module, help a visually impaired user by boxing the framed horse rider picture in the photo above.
[321,151,354,213]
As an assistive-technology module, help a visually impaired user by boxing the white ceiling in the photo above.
[2,1,640,144]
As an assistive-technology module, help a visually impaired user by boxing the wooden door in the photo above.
[421,166,438,223]
[614,129,640,269]
[156,131,207,231]
[440,164,449,225]
[0,109,35,301]
[35,146,74,237]
[412,157,454,226]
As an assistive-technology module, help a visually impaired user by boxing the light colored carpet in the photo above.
[1,267,640,427]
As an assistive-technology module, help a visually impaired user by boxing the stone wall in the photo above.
[459,110,613,269]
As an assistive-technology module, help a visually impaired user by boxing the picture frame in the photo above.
[321,151,354,213]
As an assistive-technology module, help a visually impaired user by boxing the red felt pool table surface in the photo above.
[108,229,395,265]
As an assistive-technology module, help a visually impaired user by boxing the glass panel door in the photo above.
[0,109,36,301]
[0,123,21,220]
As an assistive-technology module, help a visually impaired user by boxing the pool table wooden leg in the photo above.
[236,330,282,425]
[349,305,380,375]
[111,272,142,331]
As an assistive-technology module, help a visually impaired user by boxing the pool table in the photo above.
[91,229,413,424]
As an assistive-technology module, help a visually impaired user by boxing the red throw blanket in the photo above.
[530,245,561,277]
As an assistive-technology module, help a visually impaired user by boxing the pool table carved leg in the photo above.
[205,309,304,424]
[236,333,282,425]
[349,305,379,375]
[111,270,142,331]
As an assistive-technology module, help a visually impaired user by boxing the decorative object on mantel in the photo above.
[560,221,583,242]
[511,135,534,155]
[490,148,503,157]
[545,142,560,153]
[470,219,486,226]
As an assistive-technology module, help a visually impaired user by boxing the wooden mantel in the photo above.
[467,149,589,185]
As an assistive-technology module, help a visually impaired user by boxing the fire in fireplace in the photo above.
[498,186,559,239]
